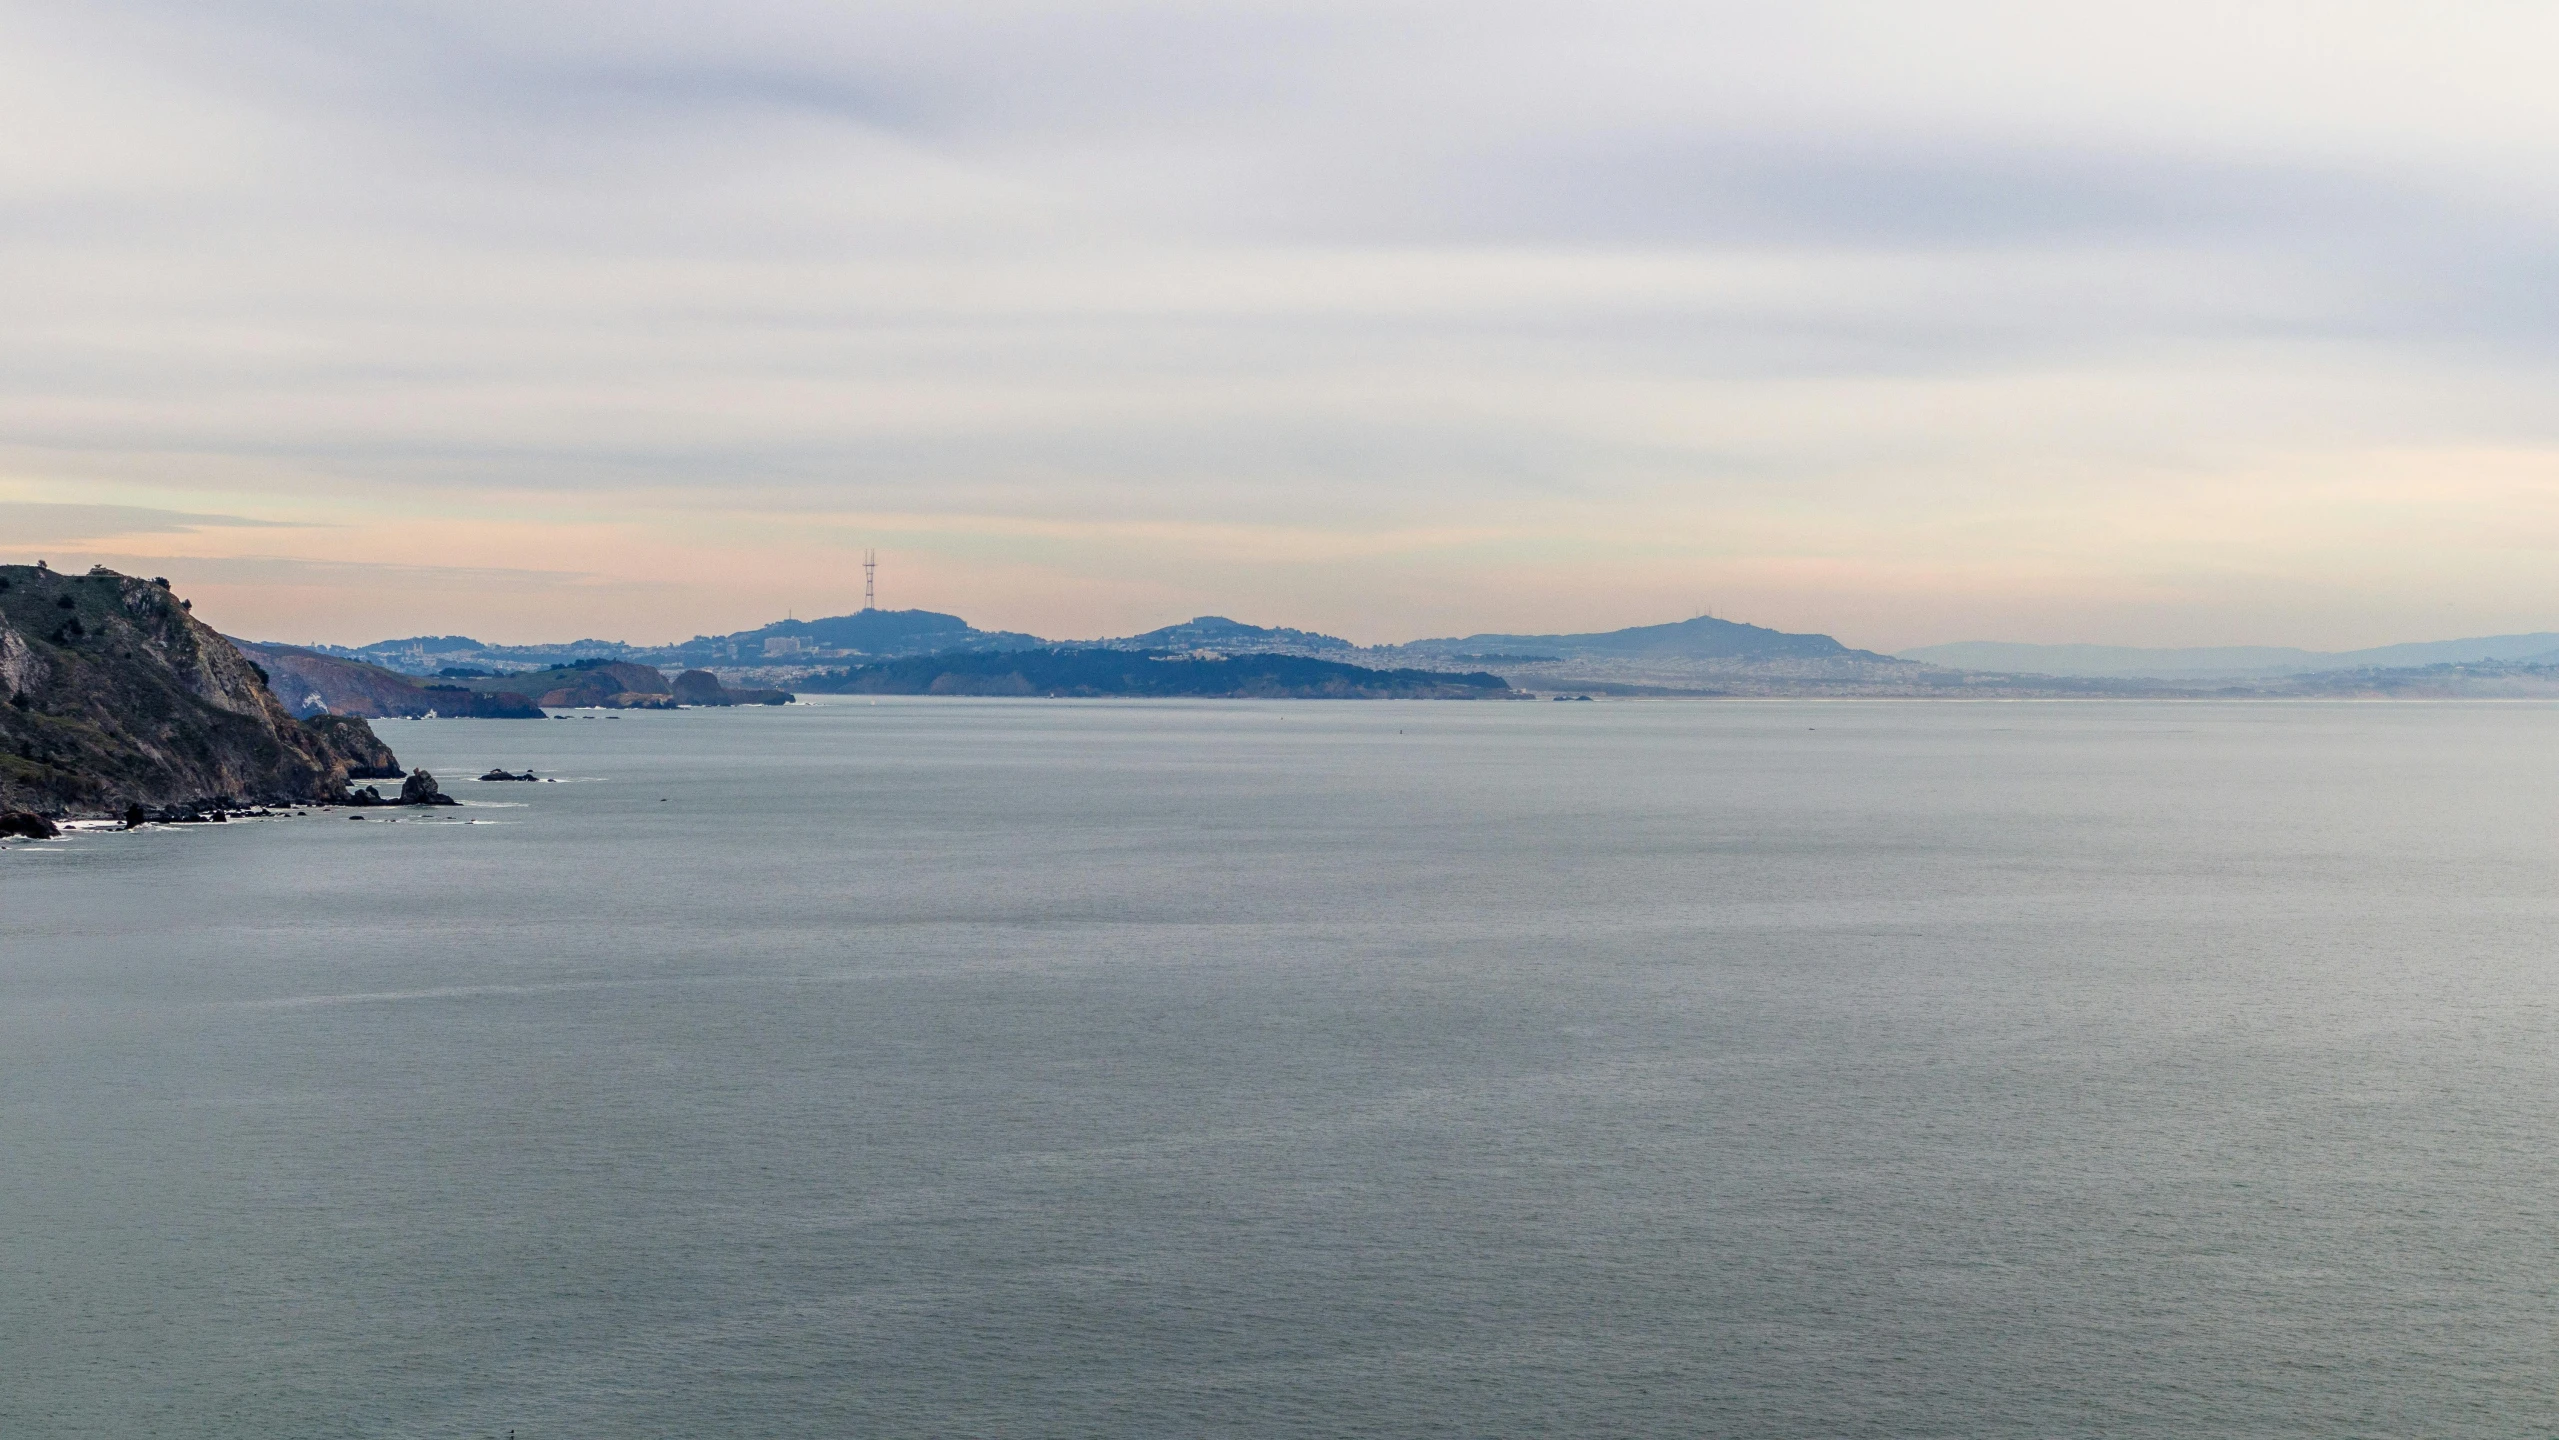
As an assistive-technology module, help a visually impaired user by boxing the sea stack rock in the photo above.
[672,669,731,706]
[0,810,60,839]
[399,768,459,806]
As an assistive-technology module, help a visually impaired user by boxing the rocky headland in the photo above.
[1,565,402,818]
[671,669,792,706]
[486,660,678,709]
[230,641,545,718]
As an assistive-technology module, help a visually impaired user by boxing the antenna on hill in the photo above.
[863,549,877,612]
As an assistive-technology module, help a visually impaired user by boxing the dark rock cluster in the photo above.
[122,798,288,825]
[342,769,460,807]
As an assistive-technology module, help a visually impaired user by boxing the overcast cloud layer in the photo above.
[7,1,2559,646]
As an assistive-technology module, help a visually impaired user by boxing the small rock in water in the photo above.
[399,769,461,806]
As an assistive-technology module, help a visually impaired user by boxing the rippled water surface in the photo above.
[8,698,2558,1437]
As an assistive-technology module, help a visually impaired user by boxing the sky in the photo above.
[6,1,2559,650]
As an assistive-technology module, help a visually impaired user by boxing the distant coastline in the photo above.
[233,647,795,719]
[260,608,2559,702]
[22,562,2559,829]
[796,649,1515,699]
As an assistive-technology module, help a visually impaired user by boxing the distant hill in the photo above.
[798,649,1513,698]
[1404,614,1871,662]
[650,608,1046,666]
[1904,633,2559,679]
[1092,616,1357,654]
[693,607,1043,660]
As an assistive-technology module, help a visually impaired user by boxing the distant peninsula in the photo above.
[231,646,792,717]
[797,649,1515,699]
[1401,613,1866,663]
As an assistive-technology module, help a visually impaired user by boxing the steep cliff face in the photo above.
[0,565,399,815]
[303,714,404,777]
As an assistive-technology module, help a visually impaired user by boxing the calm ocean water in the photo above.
[7,698,2557,1437]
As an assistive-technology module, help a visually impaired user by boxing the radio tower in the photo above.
[862,549,877,612]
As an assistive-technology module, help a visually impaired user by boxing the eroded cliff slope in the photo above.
[0,565,397,815]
